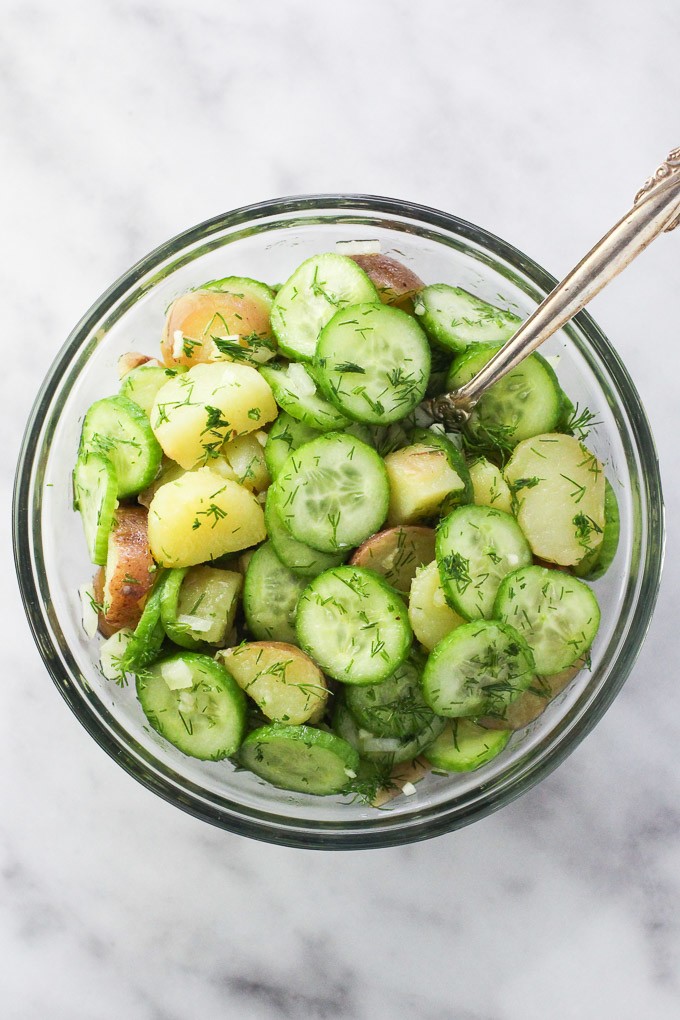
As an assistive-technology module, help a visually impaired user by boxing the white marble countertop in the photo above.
[3,2,680,1016]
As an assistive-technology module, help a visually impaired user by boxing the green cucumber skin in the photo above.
[333,699,445,765]
[271,254,380,362]
[493,565,601,674]
[314,303,431,425]
[137,653,246,761]
[422,619,535,718]
[573,479,620,580]
[159,568,205,651]
[264,413,321,479]
[344,653,436,739]
[296,566,412,686]
[415,284,521,353]
[72,451,119,566]
[260,363,351,432]
[423,719,511,772]
[265,489,346,578]
[200,275,276,305]
[80,394,163,498]
[123,571,168,673]
[243,542,309,644]
[238,723,360,795]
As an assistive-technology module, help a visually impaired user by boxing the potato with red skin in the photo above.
[161,288,273,368]
[477,659,585,731]
[349,526,435,595]
[94,506,155,636]
[349,254,424,310]
[117,352,161,379]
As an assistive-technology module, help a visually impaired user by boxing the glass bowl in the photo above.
[13,195,664,849]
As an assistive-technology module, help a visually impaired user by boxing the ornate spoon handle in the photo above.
[424,148,680,428]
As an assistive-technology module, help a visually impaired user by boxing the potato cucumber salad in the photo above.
[73,245,617,805]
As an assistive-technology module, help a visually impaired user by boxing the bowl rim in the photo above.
[13,193,665,849]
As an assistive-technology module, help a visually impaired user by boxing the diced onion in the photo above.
[100,628,134,681]
[401,782,417,796]
[161,659,194,690]
[335,239,381,256]
[176,614,212,633]
[286,362,316,398]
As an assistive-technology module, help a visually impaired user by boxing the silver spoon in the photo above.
[422,147,680,430]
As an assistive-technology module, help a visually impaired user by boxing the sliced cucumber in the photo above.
[573,479,620,580]
[243,542,308,644]
[264,489,346,577]
[80,394,163,498]
[422,620,535,718]
[123,572,167,673]
[238,723,359,795]
[137,652,246,760]
[436,505,532,620]
[259,362,350,432]
[447,343,562,457]
[72,451,118,565]
[202,275,275,305]
[423,719,511,772]
[120,365,184,417]
[414,284,521,352]
[270,253,379,361]
[494,565,601,674]
[315,302,431,424]
[272,433,389,553]
[264,412,321,479]
[344,654,437,738]
[333,699,444,765]
[296,566,412,685]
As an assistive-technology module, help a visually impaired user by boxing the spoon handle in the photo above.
[426,148,680,427]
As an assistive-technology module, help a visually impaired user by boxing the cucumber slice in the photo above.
[72,451,118,565]
[80,394,163,498]
[410,427,473,510]
[270,253,379,361]
[414,284,521,352]
[422,620,535,718]
[423,719,511,771]
[573,479,620,580]
[333,699,444,765]
[123,572,167,673]
[344,654,437,738]
[315,303,431,424]
[136,653,246,760]
[120,365,184,417]
[238,724,359,795]
[436,505,532,620]
[202,275,275,305]
[272,432,389,553]
[243,542,308,644]
[264,412,321,479]
[160,568,204,650]
[296,566,412,685]
[447,343,562,457]
[493,565,601,674]
[260,362,351,432]
[265,489,346,577]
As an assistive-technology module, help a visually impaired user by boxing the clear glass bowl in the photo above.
[13,195,664,849]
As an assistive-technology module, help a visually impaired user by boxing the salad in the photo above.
[73,243,617,804]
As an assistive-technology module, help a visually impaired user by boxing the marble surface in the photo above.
[3,1,680,1016]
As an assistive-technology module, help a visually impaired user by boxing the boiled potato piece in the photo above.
[349,254,424,309]
[161,284,274,368]
[478,659,584,731]
[118,351,160,379]
[408,560,465,651]
[468,457,512,513]
[151,362,277,470]
[504,433,605,566]
[385,444,465,525]
[217,642,328,725]
[349,526,435,595]
[148,467,266,567]
[96,506,155,635]
[221,432,271,492]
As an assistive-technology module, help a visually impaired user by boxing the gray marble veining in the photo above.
[3,1,680,1017]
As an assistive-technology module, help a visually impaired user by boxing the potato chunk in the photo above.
[349,526,435,595]
[161,288,274,368]
[504,434,605,566]
[384,444,465,525]
[217,642,328,725]
[148,467,266,567]
[468,457,512,513]
[408,560,465,651]
[150,362,277,470]
[349,254,424,309]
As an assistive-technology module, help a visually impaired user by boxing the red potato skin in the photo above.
[94,506,155,636]
[349,254,424,309]
[160,289,272,368]
[349,526,436,594]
